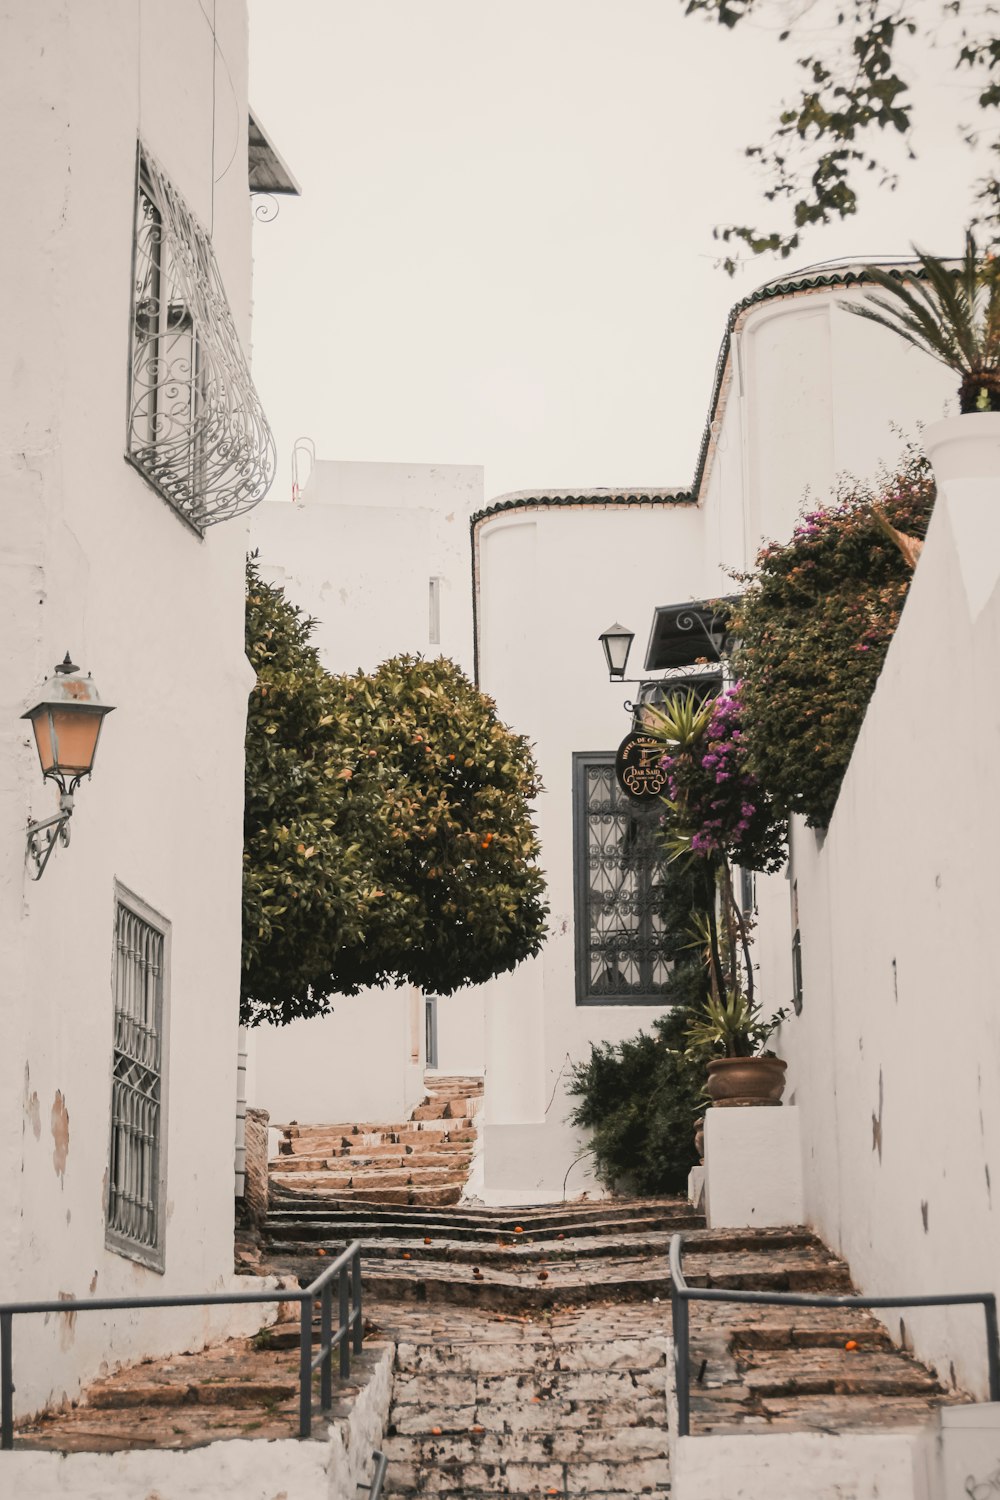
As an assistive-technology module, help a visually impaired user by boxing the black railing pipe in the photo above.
[0,1240,363,1450]
[669,1233,1000,1439]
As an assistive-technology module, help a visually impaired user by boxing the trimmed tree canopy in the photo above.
[242,561,548,1026]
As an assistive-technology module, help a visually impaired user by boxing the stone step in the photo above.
[274,1146,474,1168]
[383,1455,671,1495]
[265,1245,852,1312]
[271,1184,466,1208]
[691,1390,958,1436]
[390,1366,669,1408]
[381,1422,670,1465]
[264,1206,705,1240]
[392,1335,667,1376]
[280,1122,477,1143]
[737,1346,944,1398]
[384,1493,640,1499]
[390,1393,667,1437]
[269,1166,468,1192]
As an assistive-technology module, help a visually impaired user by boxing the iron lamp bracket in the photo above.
[26,784,79,881]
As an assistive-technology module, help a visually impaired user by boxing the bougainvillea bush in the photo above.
[243,560,548,1026]
[658,684,786,875]
[731,452,935,828]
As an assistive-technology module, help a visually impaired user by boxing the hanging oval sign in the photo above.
[615,731,668,802]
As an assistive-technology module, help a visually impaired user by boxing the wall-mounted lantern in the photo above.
[598,622,635,682]
[22,653,115,880]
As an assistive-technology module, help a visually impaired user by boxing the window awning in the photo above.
[643,597,736,673]
[248,110,301,196]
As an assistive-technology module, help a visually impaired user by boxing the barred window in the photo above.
[573,753,672,1005]
[106,887,169,1271]
[126,145,275,532]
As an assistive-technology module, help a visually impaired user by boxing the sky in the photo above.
[247,1,988,505]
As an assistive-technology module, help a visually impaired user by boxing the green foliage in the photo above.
[731,451,935,828]
[842,235,1000,411]
[681,2,1000,272]
[568,1008,712,1195]
[685,987,786,1060]
[243,560,548,1026]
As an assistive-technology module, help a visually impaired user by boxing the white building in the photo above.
[473,263,955,1201]
[0,0,291,1417]
[244,265,958,1210]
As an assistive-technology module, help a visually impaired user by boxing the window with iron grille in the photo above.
[126,145,275,532]
[106,887,169,1271]
[573,752,672,1005]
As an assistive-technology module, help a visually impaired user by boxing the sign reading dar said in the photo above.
[615,732,667,802]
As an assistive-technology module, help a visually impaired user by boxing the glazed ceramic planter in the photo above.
[705,1055,787,1108]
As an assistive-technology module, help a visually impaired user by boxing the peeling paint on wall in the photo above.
[872,1068,884,1163]
[56,1292,76,1352]
[23,1064,41,1140]
[50,1090,69,1181]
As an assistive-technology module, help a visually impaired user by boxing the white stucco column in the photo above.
[923,413,1000,619]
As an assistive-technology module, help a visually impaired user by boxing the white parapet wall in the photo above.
[704,1106,804,1230]
[672,1430,934,1500]
[778,416,1000,1401]
[3,1345,394,1500]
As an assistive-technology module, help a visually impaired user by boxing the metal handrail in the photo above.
[363,1449,389,1498]
[0,1240,363,1450]
[669,1232,1000,1439]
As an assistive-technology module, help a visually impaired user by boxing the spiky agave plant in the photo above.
[841,233,1000,413]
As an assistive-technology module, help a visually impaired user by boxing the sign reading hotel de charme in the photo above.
[615,732,667,802]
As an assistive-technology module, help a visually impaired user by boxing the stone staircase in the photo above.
[269,1074,483,1209]
[259,1192,966,1497]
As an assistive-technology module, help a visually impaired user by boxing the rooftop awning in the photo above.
[643,596,736,673]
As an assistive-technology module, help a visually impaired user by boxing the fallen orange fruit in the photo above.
[514,1226,523,1234]
[431,1426,442,1436]
[424,1237,432,1245]
[845,1339,858,1351]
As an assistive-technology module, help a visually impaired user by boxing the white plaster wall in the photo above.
[781,477,1000,1400]
[476,501,711,1200]
[246,460,485,1125]
[3,1342,393,1499]
[700,283,957,586]
[0,0,265,1416]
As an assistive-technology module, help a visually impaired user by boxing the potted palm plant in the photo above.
[645,685,789,1108]
[841,232,1000,413]
[841,233,1000,489]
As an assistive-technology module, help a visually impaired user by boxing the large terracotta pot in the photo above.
[705,1055,787,1108]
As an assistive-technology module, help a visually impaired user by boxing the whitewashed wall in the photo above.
[780,431,1000,1400]
[698,274,958,1042]
[246,460,486,1124]
[475,499,710,1200]
[699,279,957,585]
[698,276,1000,1396]
[0,0,266,1416]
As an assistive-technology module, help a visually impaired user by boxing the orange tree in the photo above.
[242,560,547,1025]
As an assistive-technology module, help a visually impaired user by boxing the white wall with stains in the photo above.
[780,422,1000,1400]
[246,459,486,1125]
[0,0,269,1416]
[474,498,709,1200]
